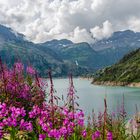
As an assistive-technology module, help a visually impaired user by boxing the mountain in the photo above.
[40,30,140,72]
[1,24,140,77]
[92,30,140,67]
[0,25,89,77]
[93,48,140,84]
[92,30,140,51]
[59,42,98,69]
[40,39,73,50]
[38,40,100,71]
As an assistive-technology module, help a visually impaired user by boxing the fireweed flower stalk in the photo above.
[0,60,133,140]
[0,60,46,138]
[47,70,61,129]
[26,66,36,75]
[107,131,113,140]
[82,129,87,138]
[92,130,101,140]
[28,104,85,139]
[28,71,85,139]
[0,60,45,109]
[0,103,33,139]
[67,73,79,112]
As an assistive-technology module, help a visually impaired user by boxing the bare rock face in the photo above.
[128,83,140,87]
[92,80,140,88]
[92,80,128,86]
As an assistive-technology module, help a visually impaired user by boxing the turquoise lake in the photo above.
[46,78,140,118]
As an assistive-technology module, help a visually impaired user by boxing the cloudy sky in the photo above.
[0,0,140,43]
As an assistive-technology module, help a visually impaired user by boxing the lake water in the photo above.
[46,78,140,118]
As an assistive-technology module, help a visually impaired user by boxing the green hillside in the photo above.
[93,49,140,83]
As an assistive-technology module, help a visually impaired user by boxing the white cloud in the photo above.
[69,26,94,43]
[0,0,140,43]
[90,21,113,40]
[128,17,140,32]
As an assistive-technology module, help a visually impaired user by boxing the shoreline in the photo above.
[92,81,140,88]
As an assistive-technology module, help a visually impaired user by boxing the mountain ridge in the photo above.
[1,24,140,77]
[0,24,90,77]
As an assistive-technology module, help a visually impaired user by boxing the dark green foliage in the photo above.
[94,49,140,83]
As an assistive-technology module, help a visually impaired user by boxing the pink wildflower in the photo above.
[26,66,35,75]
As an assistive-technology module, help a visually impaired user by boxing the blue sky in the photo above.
[0,0,140,43]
